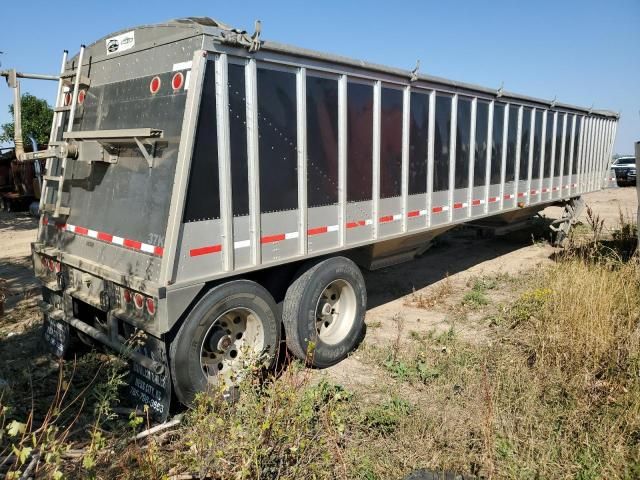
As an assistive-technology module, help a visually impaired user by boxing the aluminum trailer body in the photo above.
[31,17,618,418]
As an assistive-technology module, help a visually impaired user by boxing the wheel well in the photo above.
[163,258,314,344]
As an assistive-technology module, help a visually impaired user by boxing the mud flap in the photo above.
[42,315,70,358]
[127,335,172,422]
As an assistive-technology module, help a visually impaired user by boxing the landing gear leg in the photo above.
[550,197,584,247]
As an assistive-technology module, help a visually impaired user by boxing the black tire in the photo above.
[282,256,366,368]
[169,280,280,405]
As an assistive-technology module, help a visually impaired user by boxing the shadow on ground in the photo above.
[364,219,556,309]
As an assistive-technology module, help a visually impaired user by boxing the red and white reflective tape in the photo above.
[504,193,515,200]
[552,186,560,192]
[516,192,528,198]
[261,231,299,244]
[48,220,164,256]
[530,189,538,195]
[432,205,450,214]
[471,199,485,206]
[488,196,499,203]
[379,213,403,223]
[308,224,339,235]
[541,188,550,193]
[572,183,578,187]
[453,202,468,209]
[347,219,373,229]
[407,209,428,218]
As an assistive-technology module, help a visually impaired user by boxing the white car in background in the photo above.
[611,156,636,187]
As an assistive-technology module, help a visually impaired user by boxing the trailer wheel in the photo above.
[169,280,280,405]
[282,256,366,368]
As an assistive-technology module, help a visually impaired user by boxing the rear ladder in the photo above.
[39,46,87,218]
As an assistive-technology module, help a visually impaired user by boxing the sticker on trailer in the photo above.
[105,30,135,55]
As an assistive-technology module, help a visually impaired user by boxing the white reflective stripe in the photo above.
[364,219,373,225]
[419,209,427,216]
[87,229,98,239]
[172,60,193,71]
[234,239,251,249]
[442,206,450,211]
[285,231,299,240]
[140,243,155,254]
[327,224,339,232]
[112,236,124,246]
[392,213,402,221]
[65,224,75,233]
[184,70,191,91]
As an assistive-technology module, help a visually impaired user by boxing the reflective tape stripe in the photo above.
[190,244,222,257]
[57,221,162,257]
[234,239,250,249]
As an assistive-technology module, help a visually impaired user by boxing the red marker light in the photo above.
[171,72,184,91]
[54,262,61,273]
[133,292,144,310]
[63,92,72,106]
[145,297,156,316]
[149,76,161,95]
[123,289,132,304]
[47,258,55,272]
[78,89,86,105]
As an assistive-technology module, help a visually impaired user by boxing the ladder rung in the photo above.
[43,204,70,216]
[54,105,72,112]
[43,175,64,183]
[62,75,90,87]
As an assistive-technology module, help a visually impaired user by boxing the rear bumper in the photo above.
[39,298,165,374]
[39,284,173,420]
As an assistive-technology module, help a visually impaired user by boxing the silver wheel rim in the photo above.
[200,307,265,385]
[314,279,357,345]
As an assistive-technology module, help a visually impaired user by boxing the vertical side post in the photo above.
[448,94,458,222]
[215,54,234,272]
[372,80,381,239]
[338,74,347,247]
[401,85,410,232]
[499,103,509,209]
[567,115,576,194]
[426,90,436,226]
[467,97,477,217]
[558,114,567,192]
[513,105,523,200]
[526,108,535,205]
[549,112,557,195]
[296,67,308,255]
[484,100,494,214]
[539,110,547,197]
[246,58,261,267]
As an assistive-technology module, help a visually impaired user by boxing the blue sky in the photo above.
[0,0,638,153]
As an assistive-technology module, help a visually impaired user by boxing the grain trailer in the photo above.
[26,17,618,418]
